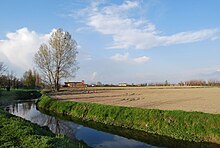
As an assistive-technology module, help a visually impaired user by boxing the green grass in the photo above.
[0,90,88,148]
[37,95,220,144]
[0,109,87,148]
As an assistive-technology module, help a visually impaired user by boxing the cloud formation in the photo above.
[81,1,219,49]
[132,56,150,64]
[110,53,150,64]
[110,53,129,62]
[0,28,49,72]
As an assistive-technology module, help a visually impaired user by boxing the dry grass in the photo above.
[51,86,220,114]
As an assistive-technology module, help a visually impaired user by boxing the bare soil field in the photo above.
[51,86,220,114]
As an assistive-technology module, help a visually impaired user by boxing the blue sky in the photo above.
[0,0,220,84]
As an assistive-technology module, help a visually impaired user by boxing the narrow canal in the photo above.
[4,100,157,148]
[4,100,219,148]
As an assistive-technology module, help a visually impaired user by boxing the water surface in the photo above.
[5,101,156,148]
[5,100,219,148]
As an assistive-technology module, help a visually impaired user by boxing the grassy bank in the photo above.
[0,109,87,148]
[0,90,88,148]
[37,95,220,144]
[39,108,220,148]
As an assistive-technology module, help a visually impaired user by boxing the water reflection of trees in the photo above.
[5,101,220,148]
[6,102,80,140]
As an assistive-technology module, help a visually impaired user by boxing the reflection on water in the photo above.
[5,101,220,148]
[5,101,154,148]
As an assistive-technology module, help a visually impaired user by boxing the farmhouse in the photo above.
[64,81,87,88]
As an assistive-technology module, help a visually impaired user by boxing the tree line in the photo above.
[0,66,43,90]
[178,80,220,86]
[147,80,220,86]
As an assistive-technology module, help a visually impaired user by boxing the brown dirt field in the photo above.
[51,86,220,114]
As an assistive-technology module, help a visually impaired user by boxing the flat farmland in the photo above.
[52,86,220,114]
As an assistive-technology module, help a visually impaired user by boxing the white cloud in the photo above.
[120,0,138,10]
[132,56,150,64]
[80,1,219,50]
[0,28,50,73]
[110,52,129,62]
[111,53,150,64]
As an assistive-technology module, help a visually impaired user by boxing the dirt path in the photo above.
[52,87,220,114]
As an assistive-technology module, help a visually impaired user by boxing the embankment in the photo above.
[0,90,88,148]
[0,109,86,147]
[37,95,220,144]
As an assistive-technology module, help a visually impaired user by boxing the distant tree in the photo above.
[165,80,169,86]
[96,82,103,86]
[6,71,15,91]
[208,79,220,86]
[0,75,8,87]
[23,69,43,89]
[34,71,43,89]
[0,62,7,88]
[185,80,207,86]
[178,81,185,86]
[34,28,78,91]
[23,69,36,89]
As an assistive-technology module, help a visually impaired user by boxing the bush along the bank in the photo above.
[0,89,41,100]
[0,109,88,148]
[14,90,42,99]
[37,95,220,144]
[0,90,42,107]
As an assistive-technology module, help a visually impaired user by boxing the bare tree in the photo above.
[0,62,7,76]
[0,62,7,88]
[6,71,15,91]
[34,29,78,91]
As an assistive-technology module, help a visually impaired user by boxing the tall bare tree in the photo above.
[34,29,78,91]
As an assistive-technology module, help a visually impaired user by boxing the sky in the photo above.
[0,0,220,84]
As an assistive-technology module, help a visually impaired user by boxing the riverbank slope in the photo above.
[37,95,220,144]
[0,109,85,147]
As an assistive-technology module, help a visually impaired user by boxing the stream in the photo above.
[4,100,219,148]
[4,100,157,148]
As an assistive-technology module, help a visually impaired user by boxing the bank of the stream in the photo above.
[0,90,88,148]
[37,95,220,144]
[0,109,87,148]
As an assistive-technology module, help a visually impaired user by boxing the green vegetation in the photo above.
[38,95,220,144]
[0,109,87,148]
[0,90,88,148]
[0,89,41,106]
[23,69,43,89]
[40,108,220,148]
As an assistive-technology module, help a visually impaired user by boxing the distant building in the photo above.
[118,83,127,87]
[64,80,87,88]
